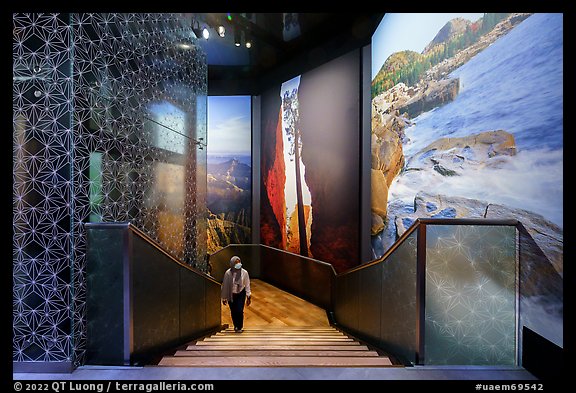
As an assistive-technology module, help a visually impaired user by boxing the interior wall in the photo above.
[361,45,373,263]
[13,13,207,368]
[13,13,73,366]
[259,50,363,273]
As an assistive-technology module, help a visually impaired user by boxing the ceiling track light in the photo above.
[245,31,252,49]
[234,28,241,47]
[217,25,225,38]
[192,19,209,40]
[191,20,201,40]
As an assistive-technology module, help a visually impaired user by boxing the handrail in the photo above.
[84,221,222,365]
[207,217,547,367]
[210,243,338,276]
[209,218,520,279]
[84,222,220,286]
[337,217,519,277]
[260,244,338,276]
[209,243,336,310]
[337,219,421,277]
[333,217,521,366]
[417,217,518,226]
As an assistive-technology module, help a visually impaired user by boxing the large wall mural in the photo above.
[371,13,563,346]
[260,51,360,273]
[13,13,207,366]
[206,96,252,253]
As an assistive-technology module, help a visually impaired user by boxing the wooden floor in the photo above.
[158,280,393,367]
[220,279,330,327]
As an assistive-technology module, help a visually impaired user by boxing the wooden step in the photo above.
[223,325,336,328]
[158,356,393,367]
[173,350,380,357]
[202,336,353,342]
[194,340,361,346]
[214,333,349,340]
[213,330,344,337]
[158,280,393,368]
[186,344,371,351]
[222,328,338,332]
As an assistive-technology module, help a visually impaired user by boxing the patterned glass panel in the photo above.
[380,230,418,365]
[13,13,73,363]
[424,225,517,365]
[13,13,207,366]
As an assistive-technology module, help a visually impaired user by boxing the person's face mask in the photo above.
[234,263,242,270]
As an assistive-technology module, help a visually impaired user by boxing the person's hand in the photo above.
[222,299,227,306]
[246,297,251,307]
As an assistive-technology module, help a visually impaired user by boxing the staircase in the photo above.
[158,326,393,367]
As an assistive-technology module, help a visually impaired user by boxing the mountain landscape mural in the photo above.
[207,96,252,253]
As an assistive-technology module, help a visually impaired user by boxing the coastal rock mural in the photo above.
[207,96,252,253]
[261,51,361,273]
[371,13,563,347]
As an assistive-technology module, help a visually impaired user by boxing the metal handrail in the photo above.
[212,218,519,279]
[210,243,338,276]
[337,217,519,277]
[84,222,220,286]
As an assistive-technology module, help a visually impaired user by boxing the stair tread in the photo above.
[157,279,395,368]
[158,356,393,367]
[194,340,361,346]
[222,328,338,332]
[216,332,345,336]
[203,337,353,342]
[173,350,380,357]
[186,344,371,351]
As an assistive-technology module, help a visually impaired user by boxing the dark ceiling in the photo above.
[186,13,384,95]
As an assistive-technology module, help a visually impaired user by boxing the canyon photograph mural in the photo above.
[371,13,563,346]
[206,96,252,253]
[260,51,361,273]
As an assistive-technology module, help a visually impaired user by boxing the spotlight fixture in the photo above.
[234,28,241,47]
[217,25,225,38]
[245,31,252,48]
[191,20,207,40]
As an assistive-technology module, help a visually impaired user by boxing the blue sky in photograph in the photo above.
[372,13,484,79]
[280,75,300,98]
[207,95,251,155]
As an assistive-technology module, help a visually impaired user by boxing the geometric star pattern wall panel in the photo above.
[13,13,207,366]
[70,13,207,366]
[13,13,74,364]
[424,225,517,365]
